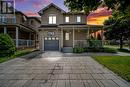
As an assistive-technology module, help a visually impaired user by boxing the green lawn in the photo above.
[92,56,130,81]
[104,45,129,49]
[0,48,36,63]
[104,45,130,53]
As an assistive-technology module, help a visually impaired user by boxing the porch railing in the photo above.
[74,40,88,47]
[74,40,103,48]
[13,39,35,47]
[0,17,16,24]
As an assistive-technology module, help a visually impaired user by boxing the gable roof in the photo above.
[38,3,66,15]
[27,17,41,23]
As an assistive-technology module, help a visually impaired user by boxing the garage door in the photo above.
[44,37,59,51]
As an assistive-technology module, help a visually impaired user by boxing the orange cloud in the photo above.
[25,11,40,17]
[87,7,112,25]
[87,16,110,25]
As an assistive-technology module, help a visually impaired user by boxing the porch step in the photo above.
[62,47,73,53]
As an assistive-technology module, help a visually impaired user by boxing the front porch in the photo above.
[60,25,104,52]
[0,25,36,50]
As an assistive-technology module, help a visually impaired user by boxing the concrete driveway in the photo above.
[0,52,130,87]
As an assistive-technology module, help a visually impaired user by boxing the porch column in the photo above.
[27,33,31,47]
[73,27,75,48]
[94,32,96,39]
[4,27,7,34]
[87,26,90,39]
[29,33,32,40]
[16,27,19,48]
[61,28,63,51]
[41,29,44,51]
[101,29,104,46]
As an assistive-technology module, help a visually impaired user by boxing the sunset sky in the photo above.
[87,7,112,25]
[13,0,112,25]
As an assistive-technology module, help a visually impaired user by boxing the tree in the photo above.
[64,0,102,14]
[104,17,130,49]
[103,0,130,49]
[0,33,16,57]
[104,0,130,12]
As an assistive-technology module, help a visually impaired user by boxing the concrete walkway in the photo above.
[0,51,130,87]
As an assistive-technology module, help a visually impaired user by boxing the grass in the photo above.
[104,45,129,49]
[104,45,130,53]
[0,48,36,63]
[118,49,130,53]
[92,56,130,81]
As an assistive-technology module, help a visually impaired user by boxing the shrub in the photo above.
[84,47,103,52]
[73,47,84,53]
[118,49,130,53]
[103,47,117,53]
[84,47,117,53]
[88,39,103,48]
[0,33,16,57]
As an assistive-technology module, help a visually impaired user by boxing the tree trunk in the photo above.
[119,36,123,49]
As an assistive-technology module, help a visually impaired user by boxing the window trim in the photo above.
[49,15,56,24]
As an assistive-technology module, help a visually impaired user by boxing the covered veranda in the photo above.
[0,24,36,49]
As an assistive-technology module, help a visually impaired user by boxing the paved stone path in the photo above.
[0,51,130,87]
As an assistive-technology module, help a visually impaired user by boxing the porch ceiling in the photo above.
[0,24,36,33]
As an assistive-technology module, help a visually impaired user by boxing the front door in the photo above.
[63,30,73,47]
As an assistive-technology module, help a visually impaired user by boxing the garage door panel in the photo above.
[44,40,59,51]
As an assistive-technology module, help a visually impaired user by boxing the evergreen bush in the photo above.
[0,33,16,57]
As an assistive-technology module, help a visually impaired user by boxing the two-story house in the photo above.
[0,10,41,49]
[38,3,103,52]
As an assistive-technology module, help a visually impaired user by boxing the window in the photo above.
[65,16,69,23]
[52,37,55,40]
[2,16,7,23]
[49,15,56,24]
[65,33,69,40]
[44,37,47,40]
[48,37,51,40]
[1,1,14,14]
[56,37,59,40]
[77,16,81,22]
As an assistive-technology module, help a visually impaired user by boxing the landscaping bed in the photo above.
[0,48,37,63]
[73,47,117,53]
[118,49,130,53]
[92,56,130,81]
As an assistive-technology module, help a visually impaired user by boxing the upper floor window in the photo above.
[2,16,7,23]
[65,16,69,23]
[76,16,81,22]
[49,15,56,24]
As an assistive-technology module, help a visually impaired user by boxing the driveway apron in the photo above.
[0,51,129,87]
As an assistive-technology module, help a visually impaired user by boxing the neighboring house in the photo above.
[0,10,41,49]
[38,3,103,52]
